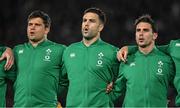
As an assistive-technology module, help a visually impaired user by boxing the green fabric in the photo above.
[128,46,138,54]
[167,39,180,106]
[155,39,180,106]
[128,39,180,106]
[0,50,16,107]
[114,47,175,107]
[63,39,119,107]
[0,78,6,107]
[0,47,6,52]
[0,50,6,107]
[157,45,169,54]
[13,40,66,107]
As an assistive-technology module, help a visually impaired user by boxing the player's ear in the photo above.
[153,32,158,40]
[45,27,50,35]
[98,23,104,32]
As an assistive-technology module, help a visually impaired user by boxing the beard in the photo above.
[83,35,95,40]
[82,32,96,40]
[137,41,152,48]
[28,35,36,41]
[138,44,147,48]
[28,35,44,43]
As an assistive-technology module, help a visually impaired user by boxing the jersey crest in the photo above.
[96,52,104,67]
[43,49,52,61]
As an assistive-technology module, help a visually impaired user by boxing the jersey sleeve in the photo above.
[5,47,18,82]
[112,48,120,81]
[110,63,126,101]
[0,47,6,52]
[58,49,69,96]
[157,45,170,55]
[5,65,16,81]
[0,47,16,82]
[168,60,175,86]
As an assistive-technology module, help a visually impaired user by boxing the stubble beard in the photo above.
[82,32,95,41]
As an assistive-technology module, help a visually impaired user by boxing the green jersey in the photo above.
[160,39,180,106]
[114,47,175,107]
[63,39,119,107]
[13,40,65,107]
[0,47,16,107]
[0,47,6,52]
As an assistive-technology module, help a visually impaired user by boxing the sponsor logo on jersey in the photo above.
[18,49,24,54]
[175,43,180,47]
[70,53,75,58]
[129,62,135,67]
[43,49,52,61]
[96,52,104,67]
[156,60,164,75]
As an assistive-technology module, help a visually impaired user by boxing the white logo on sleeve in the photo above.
[130,62,135,67]
[18,49,24,54]
[96,52,104,67]
[156,61,164,75]
[175,43,180,47]
[70,53,75,58]
[43,49,52,61]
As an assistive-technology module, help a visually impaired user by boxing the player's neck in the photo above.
[29,37,47,47]
[138,43,155,55]
[83,34,100,47]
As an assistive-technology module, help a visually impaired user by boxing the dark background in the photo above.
[0,0,180,47]
[2,0,179,107]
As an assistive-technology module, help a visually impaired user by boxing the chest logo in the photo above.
[70,53,76,58]
[175,43,180,47]
[43,49,52,61]
[156,61,164,75]
[96,52,104,67]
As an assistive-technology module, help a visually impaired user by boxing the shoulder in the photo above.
[47,40,66,48]
[0,46,6,52]
[170,39,180,43]
[155,48,173,63]
[67,42,81,48]
[13,43,27,51]
[45,41,66,57]
[100,40,118,51]
[169,39,180,46]
[65,42,81,51]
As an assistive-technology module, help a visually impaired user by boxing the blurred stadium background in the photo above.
[1,0,179,107]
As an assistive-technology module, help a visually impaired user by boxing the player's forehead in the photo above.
[83,12,99,20]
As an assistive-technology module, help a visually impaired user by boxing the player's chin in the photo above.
[137,42,145,47]
[83,34,89,38]
[28,36,35,40]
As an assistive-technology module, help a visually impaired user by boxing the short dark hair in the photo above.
[84,7,106,24]
[28,10,51,28]
[134,14,158,33]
